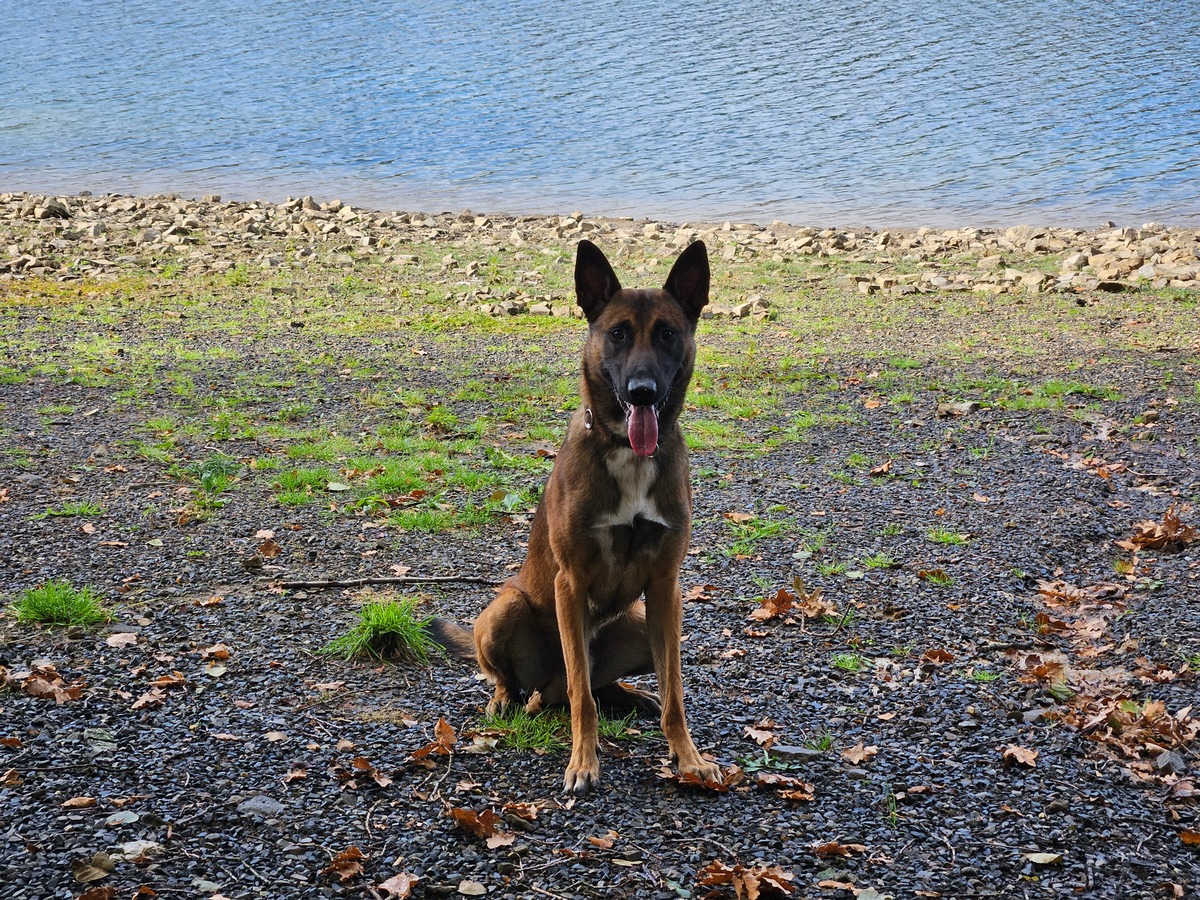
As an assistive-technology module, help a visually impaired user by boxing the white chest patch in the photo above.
[596,448,665,527]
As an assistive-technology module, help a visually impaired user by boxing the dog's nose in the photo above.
[627,377,657,406]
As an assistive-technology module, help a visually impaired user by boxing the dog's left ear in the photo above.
[663,240,709,322]
[575,240,622,323]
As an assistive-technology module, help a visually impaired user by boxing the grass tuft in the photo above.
[321,598,440,664]
[482,707,639,751]
[10,580,109,626]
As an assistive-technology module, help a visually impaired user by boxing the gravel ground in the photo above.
[1,193,1199,899]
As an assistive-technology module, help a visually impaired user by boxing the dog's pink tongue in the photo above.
[628,405,658,457]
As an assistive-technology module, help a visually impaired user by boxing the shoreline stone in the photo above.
[2,192,1197,309]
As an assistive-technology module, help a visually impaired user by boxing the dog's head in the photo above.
[575,239,709,457]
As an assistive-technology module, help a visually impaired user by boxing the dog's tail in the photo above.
[427,617,477,663]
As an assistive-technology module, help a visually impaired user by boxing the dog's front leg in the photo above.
[645,575,721,782]
[554,570,600,794]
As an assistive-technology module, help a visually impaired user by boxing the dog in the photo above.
[431,238,719,794]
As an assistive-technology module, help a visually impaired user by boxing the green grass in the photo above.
[927,526,969,546]
[831,652,868,673]
[968,668,1000,683]
[481,707,639,751]
[10,580,109,626]
[880,522,903,536]
[321,598,440,664]
[33,500,104,519]
[863,551,897,569]
[802,728,835,752]
[724,516,790,556]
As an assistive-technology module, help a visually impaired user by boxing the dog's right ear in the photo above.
[574,240,622,323]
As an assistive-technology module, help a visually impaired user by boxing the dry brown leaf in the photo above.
[812,841,867,858]
[77,888,117,900]
[724,511,754,524]
[1115,503,1196,551]
[410,717,458,761]
[148,672,186,689]
[448,807,511,847]
[20,666,86,704]
[61,796,97,809]
[378,873,420,899]
[840,742,879,765]
[754,772,816,802]
[921,648,955,665]
[696,859,796,898]
[131,687,166,710]
[659,764,744,792]
[502,801,539,821]
[258,538,282,558]
[72,852,116,884]
[200,643,231,660]
[868,459,892,476]
[745,725,776,748]
[321,846,366,882]
[1002,744,1038,768]
[105,632,138,649]
[1180,830,1200,846]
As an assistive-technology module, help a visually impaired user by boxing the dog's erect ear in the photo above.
[575,240,622,323]
[663,240,709,322]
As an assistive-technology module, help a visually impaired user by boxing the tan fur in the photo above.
[432,240,719,793]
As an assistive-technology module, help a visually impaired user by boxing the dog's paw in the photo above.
[681,758,722,784]
[562,755,601,795]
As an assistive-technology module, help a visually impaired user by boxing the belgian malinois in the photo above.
[431,238,718,794]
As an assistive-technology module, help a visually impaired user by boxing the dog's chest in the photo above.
[595,449,666,530]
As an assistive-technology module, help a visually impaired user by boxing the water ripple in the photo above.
[1,0,1197,225]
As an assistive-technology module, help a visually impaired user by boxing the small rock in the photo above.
[1155,749,1187,775]
[237,795,286,818]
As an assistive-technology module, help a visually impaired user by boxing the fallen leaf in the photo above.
[131,687,166,710]
[745,725,776,748]
[922,648,955,665]
[258,538,281,559]
[696,859,796,897]
[457,881,487,897]
[754,772,816,801]
[449,807,507,840]
[200,643,231,660]
[105,632,138,649]
[658,764,744,792]
[1023,852,1063,865]
[812,841,868,858]
[1181,830,1200,846]
[282,768,307,784]
[1002,745,1038,768]
[869,459,892,476]
[72,852,116,883]
[77,888,117,900]
[724,511,754,524]
[321,846,366,882]
[378,873,420,899]
[62,796,97,808]
[148,672,186,689]
[410,717,458,762]
[1115,503,1196,551]
[840,742,879,765]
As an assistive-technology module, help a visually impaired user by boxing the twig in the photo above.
[278,573,502,591]
[830,606,854,641]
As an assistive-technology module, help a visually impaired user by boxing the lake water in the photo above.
[3,0,1198,226]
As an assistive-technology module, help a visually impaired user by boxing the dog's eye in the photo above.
[609,326,627,342]
[659,327,675,341]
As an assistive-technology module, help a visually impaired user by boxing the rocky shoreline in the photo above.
[3,192,1199,315]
